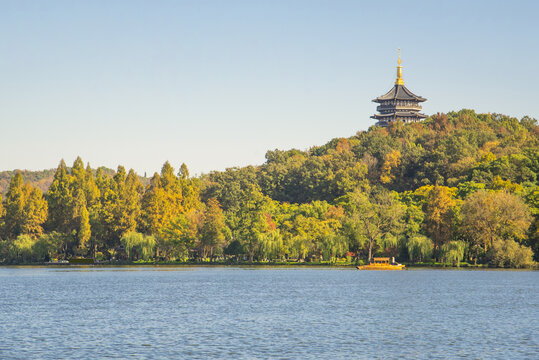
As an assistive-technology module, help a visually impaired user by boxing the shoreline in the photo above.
[0,261,536,270]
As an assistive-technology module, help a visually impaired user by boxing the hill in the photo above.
[203,110,539,205]
[1,109,538,267]
[0,167,142,195]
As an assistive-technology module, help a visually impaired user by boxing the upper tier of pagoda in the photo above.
[371,50,427,127]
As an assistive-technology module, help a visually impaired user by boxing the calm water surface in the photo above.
[0,267,537,359]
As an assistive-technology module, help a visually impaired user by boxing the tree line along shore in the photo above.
[1,109,538,268]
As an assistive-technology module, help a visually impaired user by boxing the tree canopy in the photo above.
[0,110,538,267]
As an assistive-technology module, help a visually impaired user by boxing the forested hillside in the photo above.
[0,167,119,194]
[1,109,538,267]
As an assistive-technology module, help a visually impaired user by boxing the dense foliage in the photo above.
[1,110,538,267]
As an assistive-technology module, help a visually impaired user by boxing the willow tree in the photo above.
[407,235,433,263]
[121,232,156,261]
[320,234,348,264]
[440,240,467,267]
[259,230,285,261]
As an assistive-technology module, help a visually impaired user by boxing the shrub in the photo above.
[490,239,536,268]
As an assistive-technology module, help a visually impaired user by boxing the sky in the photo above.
[1,0,538,176]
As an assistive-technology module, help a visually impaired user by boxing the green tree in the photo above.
[3,172,26,238]
[72,189,91,254]
[179,163,202,213]
[3,172,48,239]
[407,235,433,263]
[34,232,64,261]
[320,234,348,264]
[440,240,467,267]
[259,230,285,261]
[121,232,156,261]
[233,186,271,261]
[199,198,226,260]
[46,160,73,234]
[347,189,405,261]
[10,234,37,263]
[160,212,198,260]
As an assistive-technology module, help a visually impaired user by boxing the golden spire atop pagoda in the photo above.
[395,48,404,85]
[371,49,427,127]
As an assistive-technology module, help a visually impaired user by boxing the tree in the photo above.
[10,234,37,263]
[179,164,202,213]
[0,194,4,229]
[91,167,116,253]
[3,172,26,238]
[440,240,467,267]
[141,163,185,240]
[490,239,535,268]
[160,211,200,260]
[112,167,143,238]
[347,189,405,261]
[380,150,401,184]
[46,160,73,234]
[160,162,183,215]
[407,235,433,263]
[72,189,91,254]
[199,198,226,259]
[233,185,271,261]
[424,185,457,252]
[34,232,64,261]
[320,234,348,264]
[3,172,48,239]
[460,190,532,253]
[121,232,156,261]
[259,230,285,261]
[140,173,168,236]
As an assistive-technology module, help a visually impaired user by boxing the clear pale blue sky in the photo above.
[1,0,538,176]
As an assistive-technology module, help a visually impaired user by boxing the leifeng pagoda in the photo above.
[371,50,427,127]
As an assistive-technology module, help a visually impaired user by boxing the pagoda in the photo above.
[371,49,427,126]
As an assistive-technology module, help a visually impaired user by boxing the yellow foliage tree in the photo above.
[380,150,401,184]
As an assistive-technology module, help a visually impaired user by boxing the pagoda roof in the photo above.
[372,84,426,103]
[371,111,428,119]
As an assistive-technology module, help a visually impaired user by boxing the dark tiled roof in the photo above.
[372,84,426,102]
[371,111,428,119]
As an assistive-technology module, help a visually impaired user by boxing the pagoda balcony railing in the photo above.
[377,105,422,112]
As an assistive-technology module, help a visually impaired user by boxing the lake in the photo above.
[0,267,537,359]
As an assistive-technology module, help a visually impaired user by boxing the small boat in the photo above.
[356,257,405,270]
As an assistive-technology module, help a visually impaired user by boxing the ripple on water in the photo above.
[0,267,537,359]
